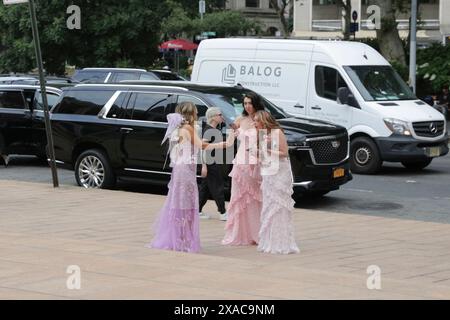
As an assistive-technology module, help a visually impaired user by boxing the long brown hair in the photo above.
[175,101,197,126]
[242,92,265,116]
[254,110,283,133]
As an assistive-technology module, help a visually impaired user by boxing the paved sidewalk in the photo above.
[1,178,450,299]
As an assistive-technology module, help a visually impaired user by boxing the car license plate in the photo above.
[425,147,441,157]
[333,167,345,178]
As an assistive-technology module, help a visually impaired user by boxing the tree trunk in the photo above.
[270,0,291,37]
[372,0,406,66]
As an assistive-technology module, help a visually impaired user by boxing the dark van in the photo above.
[50,83,352,201]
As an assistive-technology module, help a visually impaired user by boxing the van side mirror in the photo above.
[337,87,360,109]
[337,87,350,105]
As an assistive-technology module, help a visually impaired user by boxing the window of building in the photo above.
[313,0,337,5]
[245,0,259,8]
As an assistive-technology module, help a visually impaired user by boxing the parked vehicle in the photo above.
[50,82,352,200]
[0,85,62,160]
[192,39,449,173]
[71,68,186,83]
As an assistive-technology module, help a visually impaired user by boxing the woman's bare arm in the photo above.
[267,129,289,158]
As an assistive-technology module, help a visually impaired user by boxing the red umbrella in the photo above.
[159,39,198,51]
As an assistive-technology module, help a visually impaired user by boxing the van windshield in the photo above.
[203,88,287,121]
[344,66,416,101]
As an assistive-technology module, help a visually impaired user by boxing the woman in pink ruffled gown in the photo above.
[254,111,299,254]
[149,102,233,253]
[222,92,265,246]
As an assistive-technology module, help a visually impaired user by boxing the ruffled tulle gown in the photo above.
[258,152,299,254]
[222,128,262,246]
[149,139,201,253]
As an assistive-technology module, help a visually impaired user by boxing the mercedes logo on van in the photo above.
[222,64,236,85]
[429,122,438,134]
[331,140,340,149]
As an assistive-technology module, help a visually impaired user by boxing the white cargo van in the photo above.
[192,38,449,174]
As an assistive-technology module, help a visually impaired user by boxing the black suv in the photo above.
[71,68,186,83]
[51,83,352,200]
[0,85,62,160]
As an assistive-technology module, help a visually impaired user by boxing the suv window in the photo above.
[111,72,140,83]
[129,92,171,122]
[54,90,115,115]
[176,95,208,117]
[315,66,348,101]
[106,92,128,119]
[72,70,109,83]
[0,90,25,109]
[139,73,158,81]
[34,92,61,111]
[153,71,184,81]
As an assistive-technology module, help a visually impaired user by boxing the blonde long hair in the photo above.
[175,102,197,126]
[254,110,283,133]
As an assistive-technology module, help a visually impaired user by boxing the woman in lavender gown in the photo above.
[149,102,234,253]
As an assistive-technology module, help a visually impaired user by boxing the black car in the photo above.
[50,82,352,201]
[71,68,185,83]
[0,85,62,161]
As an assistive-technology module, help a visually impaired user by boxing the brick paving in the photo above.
[0,178,450,299]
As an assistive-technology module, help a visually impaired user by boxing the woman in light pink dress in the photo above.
[254,111,299,254]
[222,92,265,246]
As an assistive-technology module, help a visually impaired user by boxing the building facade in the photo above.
[293,0,450,44]
[226,0,285,36]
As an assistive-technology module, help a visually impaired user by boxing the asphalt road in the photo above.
[1,146,449,224]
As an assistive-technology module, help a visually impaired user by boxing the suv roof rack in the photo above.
[82,67,147,72]
[119,80,233,87]
[75,83,189,91]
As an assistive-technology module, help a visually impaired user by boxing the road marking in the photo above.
[406,180,417,183]
[342,188,374,193]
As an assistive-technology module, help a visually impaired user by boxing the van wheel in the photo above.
[350,137,382,174]
[75,149,116,189]
[401,159,432,171]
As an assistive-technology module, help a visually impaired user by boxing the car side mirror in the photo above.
[337,87,360,109]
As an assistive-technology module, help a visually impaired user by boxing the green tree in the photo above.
[162,2,262,39]
[269,0,293,37]
[416,44,450,95]
[0,0,167,74]
[367,0,411,66]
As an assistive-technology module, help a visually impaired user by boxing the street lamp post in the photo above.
[199,0,205,20]
[409,0,417,94]
[28,0,59,187]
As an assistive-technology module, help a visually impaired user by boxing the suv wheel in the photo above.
[292,190,329,203]
[350,137,382,174]
[75,149,116,188]
[401,159,432,171]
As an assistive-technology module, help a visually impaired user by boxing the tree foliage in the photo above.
[162,1,262,39]
[416,44,450,95]
[0,0,167,74]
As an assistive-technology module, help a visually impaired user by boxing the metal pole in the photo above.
[28,0,59,187]
[409,0,417,94]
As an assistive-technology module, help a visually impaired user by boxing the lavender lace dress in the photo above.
[149,126,201,253]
